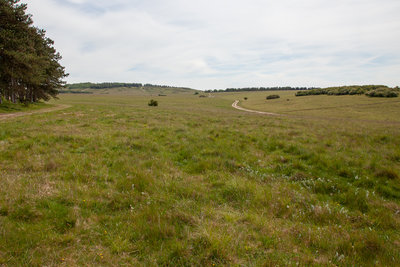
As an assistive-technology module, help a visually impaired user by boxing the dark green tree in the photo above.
[0,0,67,104]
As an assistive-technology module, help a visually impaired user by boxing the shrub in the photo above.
[349,87,366,95]
[194,92,199,95]
[266,95,280,100]
[148,99,158,106]
[366,88,398,98]
[244,97,248,100]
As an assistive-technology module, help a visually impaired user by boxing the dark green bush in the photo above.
[148,99,158,106]
[266,95,280,100]
[365,88,398,98]
[244,97,248,100]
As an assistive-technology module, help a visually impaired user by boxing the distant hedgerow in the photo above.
[295,85,399,98]
[266,95,280,100]
[148,99,158,106]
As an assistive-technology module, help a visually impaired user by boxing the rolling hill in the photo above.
[60,82,199,95]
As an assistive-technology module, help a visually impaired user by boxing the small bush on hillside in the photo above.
[244,97,248,100]
[148,99,158,106]
[295,91,308,96]
[266,94,280,100]
[194,92,199,95]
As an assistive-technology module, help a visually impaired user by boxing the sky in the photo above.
[24,0,400,90]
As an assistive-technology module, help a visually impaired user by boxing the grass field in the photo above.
[219,91,400,123]
[61,86,200,96]
[0,91,399,266]
[0,101,52,114]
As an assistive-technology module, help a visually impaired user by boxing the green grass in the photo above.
[60,86,198,96]
[223,91,400,122]
[0,92,399,266]
[0,101,52,114]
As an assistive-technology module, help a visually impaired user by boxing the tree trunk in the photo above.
[11,78,16,103]
[26,87,30,103]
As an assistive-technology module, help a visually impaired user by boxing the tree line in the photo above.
[0,0,67,104]
[65,82,193,90]
[66,82,142,89]
[205,87,318,93]
[66,82,193,90]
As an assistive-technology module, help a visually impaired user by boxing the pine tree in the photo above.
[0,0,67,104]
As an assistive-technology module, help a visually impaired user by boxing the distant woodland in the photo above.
[206,87,317,93]
[0,0,67,104]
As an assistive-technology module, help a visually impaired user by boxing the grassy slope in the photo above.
[0,93,399,266]
[61,86,199,96]
[0,101,53,114]
[220,91,400,122]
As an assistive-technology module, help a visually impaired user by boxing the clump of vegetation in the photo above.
[266,94,280,100]
[366,88,399,98]
[194,92,199,95]
[148,99,158,106]
[199,95,207,98]
[244,97,248,100]
[295,85,398,98]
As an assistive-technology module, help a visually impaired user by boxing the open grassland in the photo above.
[0,92,400,266]
[220,91,400,123]
[61,86,199,96]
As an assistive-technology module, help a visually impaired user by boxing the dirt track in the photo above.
[0,104,71,122]
[232,100,281,116]
[231,100,400,125]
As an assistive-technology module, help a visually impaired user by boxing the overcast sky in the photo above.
[24,0,400,90]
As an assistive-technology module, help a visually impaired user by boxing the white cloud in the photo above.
[24,0,400,89]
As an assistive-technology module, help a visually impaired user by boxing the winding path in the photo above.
[232,100,281,116]
[231,100,400,126]
[0,104,71,122]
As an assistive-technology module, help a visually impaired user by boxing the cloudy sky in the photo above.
[24,0,400,90]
